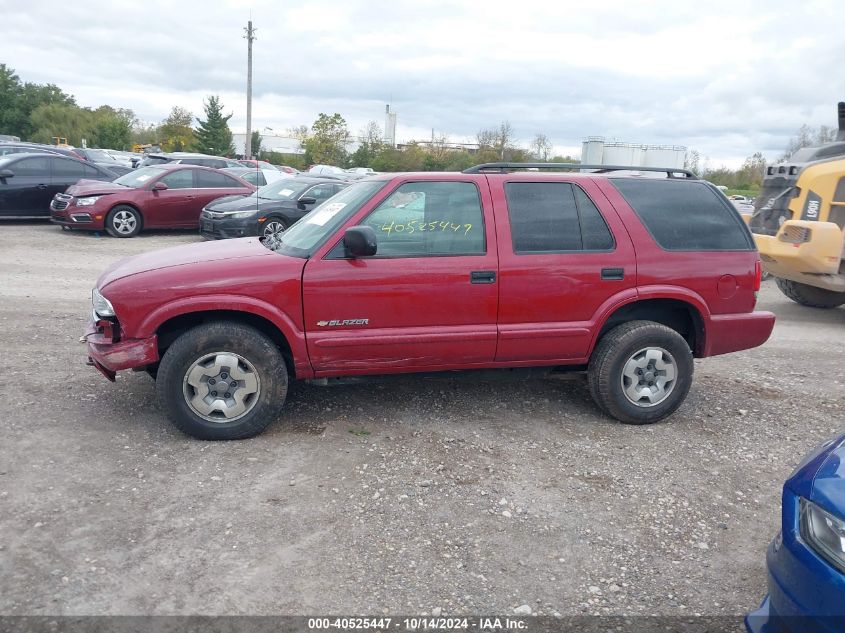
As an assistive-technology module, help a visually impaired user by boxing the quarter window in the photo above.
[612,179,753,251]
[505,182,614,253]
[360,181,485,257]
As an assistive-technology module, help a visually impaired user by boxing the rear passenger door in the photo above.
[491,177,637,362]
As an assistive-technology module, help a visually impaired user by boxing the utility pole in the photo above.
[244,20,256,159]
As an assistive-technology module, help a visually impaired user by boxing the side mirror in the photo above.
[152,181,168,191]
[297,195,317,209]
[343,226,378,258]
[0,169,13,181]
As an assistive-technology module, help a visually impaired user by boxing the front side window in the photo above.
[160,169,194,189]
[506,182,614,253]
[360,181,485,257]
[11,156,50,176]
[303,184,337,202]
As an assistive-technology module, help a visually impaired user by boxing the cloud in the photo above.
[4,0,844,167]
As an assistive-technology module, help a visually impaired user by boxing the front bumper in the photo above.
[84,318,159,381]
[199,215,260,240]
[50,204,106,230]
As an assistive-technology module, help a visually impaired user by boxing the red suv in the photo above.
[84,164,775,439]
[50,164,254,237]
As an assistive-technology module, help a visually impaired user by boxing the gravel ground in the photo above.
[0,222,843,617]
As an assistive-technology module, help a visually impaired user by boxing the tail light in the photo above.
[753,260,762,292]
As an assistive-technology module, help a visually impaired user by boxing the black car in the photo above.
[0,143,84,160]
[200,177,347,240]
[0,153,117,218]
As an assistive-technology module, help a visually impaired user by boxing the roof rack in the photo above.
[463,162,697,179]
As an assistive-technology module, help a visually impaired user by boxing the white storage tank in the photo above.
[581,137,604,165]
[642,145,687,169]
[602,142,645,166]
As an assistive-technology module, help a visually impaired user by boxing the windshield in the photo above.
[270,180,388,258]
[253,178,312,201]
[113,166,165,188]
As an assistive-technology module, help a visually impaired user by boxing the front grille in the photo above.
[52,193,73,211]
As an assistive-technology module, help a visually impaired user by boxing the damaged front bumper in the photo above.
[83,318,158,381]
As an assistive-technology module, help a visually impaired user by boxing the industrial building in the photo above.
[581,137,687,169]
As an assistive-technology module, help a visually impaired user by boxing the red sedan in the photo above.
[49,164,255,237]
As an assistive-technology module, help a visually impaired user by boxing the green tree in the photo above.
[158,106,195,152]
[0,64,75,140]
[349,120,383,167]
[304,113,349,165]
[28,102,93,146]
[193,96,235,156]
[250,130,262,156]
[90,106,135,149]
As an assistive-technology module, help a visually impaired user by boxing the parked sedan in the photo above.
[200,176,346,240]
[50,164,254,237]
[0,153,117,218]
[746,432,845,633]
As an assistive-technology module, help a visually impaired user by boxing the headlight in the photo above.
[92,288,115,318]
[76,196,102,207]
[227,210,256,219]
[800,498,845,572]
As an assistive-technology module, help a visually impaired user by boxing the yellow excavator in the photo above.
[749,102,845,308]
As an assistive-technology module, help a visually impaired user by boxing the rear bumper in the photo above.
[84,320,158,379]
[704,310,776,357]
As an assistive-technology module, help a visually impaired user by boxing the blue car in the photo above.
[747,432,845,633]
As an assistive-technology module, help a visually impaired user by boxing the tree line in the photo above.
[0,64,235,156]
[1,63,837,178]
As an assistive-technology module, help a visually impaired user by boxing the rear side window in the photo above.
[51,158,86,178]
[196,170,242,188]
[612,179,753,251]
[505,182,614,253]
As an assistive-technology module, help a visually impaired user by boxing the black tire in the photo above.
[105,205,142,238]
[155,321,288,440]
[260,216,289,240]
[588,320,693,425]
[774,277,845,309]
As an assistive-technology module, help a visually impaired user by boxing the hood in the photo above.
[98,237,274,288]
[205,194,295,213]
[786,432,845,516]
[66,180,131,196]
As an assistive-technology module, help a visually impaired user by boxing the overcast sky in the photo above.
[5,0,844,167]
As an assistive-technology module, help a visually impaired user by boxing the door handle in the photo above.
[37,184,47,189]
[601,267,625,281]
[470,270,496,284]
